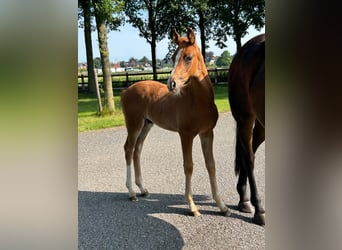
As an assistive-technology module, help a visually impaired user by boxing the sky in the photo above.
[78,23,265,63]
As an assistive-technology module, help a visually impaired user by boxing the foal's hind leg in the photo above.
[124,119,144,201]
[199,131,230,216]
[133,119,153,197]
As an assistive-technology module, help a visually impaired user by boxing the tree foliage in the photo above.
[139,56,150,65]
[92,0,124,31]
[161,0,215,61]
[124,0,194,79]
[186,0,217,60]
[124,0,192,43]
[93,57,102,68]
[213,0,265,51]
[78,0,265,102]
[215,50,232,67]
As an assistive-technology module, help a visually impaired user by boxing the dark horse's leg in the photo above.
[236,140,253,213]
[252,120,265,154]
[236,117,265,225]
[251,119,265,225]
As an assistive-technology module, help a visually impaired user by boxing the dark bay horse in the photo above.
[121,28,230,217]
[228,34,265,225]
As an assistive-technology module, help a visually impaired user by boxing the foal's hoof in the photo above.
[139,189,149,197]
[222,208,231,217]
[253,213,265,226]
[238,201,253,213]
[192,210,201,217]
[129,195,138,202]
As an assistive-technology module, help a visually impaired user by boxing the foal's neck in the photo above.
[188,75,215,102]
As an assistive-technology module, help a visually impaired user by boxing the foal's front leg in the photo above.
[199,131,230,216]
[179,133,200,216]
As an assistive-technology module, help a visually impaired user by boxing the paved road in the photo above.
[78,112,265,249]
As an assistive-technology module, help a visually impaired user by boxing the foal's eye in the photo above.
[184,55,192,63]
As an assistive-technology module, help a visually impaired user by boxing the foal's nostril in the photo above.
[167,80,176,92]
[172,81,176,89]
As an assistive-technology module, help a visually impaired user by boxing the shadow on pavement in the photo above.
[79,191,192,249]
[79,191,255,249]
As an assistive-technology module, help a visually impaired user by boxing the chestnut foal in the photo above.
[121,28,230,217]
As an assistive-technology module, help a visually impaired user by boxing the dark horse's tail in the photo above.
[234,127,241,176]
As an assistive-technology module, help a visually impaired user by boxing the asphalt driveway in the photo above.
[78,112,265,249]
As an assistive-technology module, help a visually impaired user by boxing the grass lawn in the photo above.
[78,85,230,132]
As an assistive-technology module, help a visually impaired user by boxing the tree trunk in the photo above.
[233,2,242,52]
[198,9,206,61]
[235,36,242,51]
[148,1,157,81]
[95,20,115,112]
[151,37,157,81]
[81,0,96,93]
[94,69,103,114]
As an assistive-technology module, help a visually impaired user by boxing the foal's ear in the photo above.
[172,28,180,45]
[187,27,196,45]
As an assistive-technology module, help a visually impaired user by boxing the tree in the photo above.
[215,50,232,67]
[160,0,217,63]
[205,51,214,63]
[119,61,126,67]
[188,0,217,60]
[160,0,211,62]
[78,0,97,93]
[93,0,124,113]
[124,0,193,79]
[127,57,138,67]
[214,0,265,51]
[124,1,159,80]
[139,56,150,65]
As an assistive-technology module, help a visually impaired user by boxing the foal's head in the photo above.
[167,28,208,93]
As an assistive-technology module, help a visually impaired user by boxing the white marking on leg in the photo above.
[135,176,146,194]
[126,165,135,197]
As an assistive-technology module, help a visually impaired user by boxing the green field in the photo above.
[78,85,230,132]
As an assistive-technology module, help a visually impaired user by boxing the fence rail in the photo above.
[78,67,229,91]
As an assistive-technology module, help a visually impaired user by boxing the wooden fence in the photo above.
[78,67,229,91]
